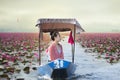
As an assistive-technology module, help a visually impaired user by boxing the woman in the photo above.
[46,31,64,61]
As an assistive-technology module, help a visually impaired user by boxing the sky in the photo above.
[0,0,120,32]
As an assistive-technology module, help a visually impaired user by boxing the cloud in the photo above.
[0,0,120,32]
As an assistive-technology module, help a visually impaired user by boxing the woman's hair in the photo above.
[50,31,59,41]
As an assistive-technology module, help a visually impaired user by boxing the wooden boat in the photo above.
[37,59,76,79]
[35,18,85,79]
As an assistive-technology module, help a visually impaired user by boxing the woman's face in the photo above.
[55,33,61,42]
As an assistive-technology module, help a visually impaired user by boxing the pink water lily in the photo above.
[0,32,42,69]
[34,53,39,59]
[77,33,120,64]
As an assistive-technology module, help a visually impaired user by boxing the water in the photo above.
[60,37,120,80]
[9,36,120,80]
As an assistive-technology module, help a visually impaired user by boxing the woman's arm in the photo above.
[49,45,56,61]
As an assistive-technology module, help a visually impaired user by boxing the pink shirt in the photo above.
[46,42,64,61]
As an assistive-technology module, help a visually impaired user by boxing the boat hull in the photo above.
[37,59,76,79]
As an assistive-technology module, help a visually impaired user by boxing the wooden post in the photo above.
[71,44,74,63]
[39,27,41,65]
[71,25,76,63]
[74,25,76,63]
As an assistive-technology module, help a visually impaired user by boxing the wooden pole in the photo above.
[39,27,41,65]
[71,30,73,63]
[72,25,76,63]
[73,25,76,63]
